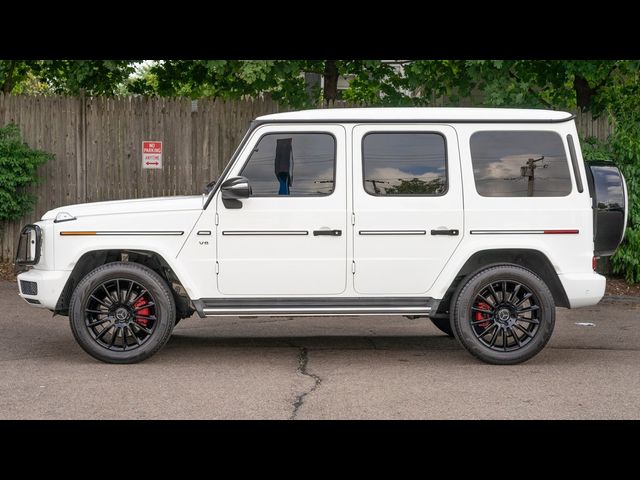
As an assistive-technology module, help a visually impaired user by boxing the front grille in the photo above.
[20,280,38,296]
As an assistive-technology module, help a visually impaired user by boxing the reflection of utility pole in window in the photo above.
[520,156,545,196]
[365,179,389,194]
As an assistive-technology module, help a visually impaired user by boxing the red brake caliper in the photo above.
[474,301,491,329]
[133,297,151,327]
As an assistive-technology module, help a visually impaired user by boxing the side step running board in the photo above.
[192,297,438,318]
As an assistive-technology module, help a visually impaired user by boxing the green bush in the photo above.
[602,103,640,282]
[580,136,612,162]
[610,147,640,283]
[611,225,640,282]
[0,123,53,222]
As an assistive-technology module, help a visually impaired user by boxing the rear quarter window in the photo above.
[470,131,572,197]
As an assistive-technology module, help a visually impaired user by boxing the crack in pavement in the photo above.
[289,347,322,420]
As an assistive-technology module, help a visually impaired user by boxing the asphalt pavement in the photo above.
[1,280,639,419]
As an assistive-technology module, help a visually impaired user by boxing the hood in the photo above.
[41,195,203,221]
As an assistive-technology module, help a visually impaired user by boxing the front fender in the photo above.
[53,209,203,298]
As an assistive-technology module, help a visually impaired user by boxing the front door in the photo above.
[216,124,347,295]
[352,125,464,294]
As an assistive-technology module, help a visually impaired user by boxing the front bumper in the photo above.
[558,272,606,308]
[17,269,71,310]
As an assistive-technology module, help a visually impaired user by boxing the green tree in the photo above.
[32,60,137,95]
[1,60,138,96]
[131,60,313,106]
[403,60,628,112]
[0,61,34,93]
[2,59,410,106]
[132,60,410,107]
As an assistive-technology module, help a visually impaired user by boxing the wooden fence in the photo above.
[0,94,614,262]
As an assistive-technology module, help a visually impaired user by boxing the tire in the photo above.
[430,317,454,337]
[451,265,555,365]
[69,262,176,364]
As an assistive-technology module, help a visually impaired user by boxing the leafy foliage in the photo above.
[402,60,627,112]
[34,60,137,95]
[0,61,32,93]
[580,137,612,162]
[131,60,312,106]
[128,60,411,107]
[0,124,53,221]
[1,60,137,96]
[338,60,409,106]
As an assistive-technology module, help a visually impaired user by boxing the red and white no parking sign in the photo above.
[142,141,163,169]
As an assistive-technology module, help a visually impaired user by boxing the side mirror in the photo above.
[220,176,251,209]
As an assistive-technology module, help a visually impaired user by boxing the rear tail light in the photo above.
[593,256,598,271]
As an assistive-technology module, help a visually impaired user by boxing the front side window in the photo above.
[362,132,447,196]
[470,131,572,197]
[241,133,335,196]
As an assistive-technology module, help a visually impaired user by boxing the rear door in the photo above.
[352,125,463,294]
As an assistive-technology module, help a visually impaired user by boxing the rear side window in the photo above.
[470,131,572,197]
[362,132,447,196]
[241,133,335,196]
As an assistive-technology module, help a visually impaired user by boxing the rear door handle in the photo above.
[431,229,459,236]
[313,229,342,236]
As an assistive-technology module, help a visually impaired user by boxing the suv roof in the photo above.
[256,107,574,123]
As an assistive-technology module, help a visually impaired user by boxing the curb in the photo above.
[602,294,640,303]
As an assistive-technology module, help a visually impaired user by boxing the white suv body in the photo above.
[15,108,627,364]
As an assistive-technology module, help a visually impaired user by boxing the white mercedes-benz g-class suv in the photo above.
[15,108,627,365]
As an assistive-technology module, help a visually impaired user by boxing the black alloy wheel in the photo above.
[69,262,176,364]
[84,278,158,352]
[469,280,540,352]
[452,265,555,365]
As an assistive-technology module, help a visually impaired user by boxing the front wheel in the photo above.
[451,265,555,365]
[69,262,176,364]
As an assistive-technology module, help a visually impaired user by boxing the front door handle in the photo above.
[313,229,342,236]
[431,229,459,236]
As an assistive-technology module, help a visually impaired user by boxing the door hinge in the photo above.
[215,261,219,274]
[215,213,219,226]
[351,212,356,225]
[352,261,356,274]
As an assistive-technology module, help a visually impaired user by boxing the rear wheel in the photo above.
[69,262,176,364]
[452,265,555,365]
